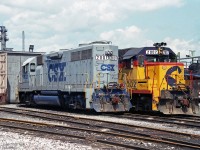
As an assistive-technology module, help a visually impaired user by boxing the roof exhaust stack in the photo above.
[29,45,34,52]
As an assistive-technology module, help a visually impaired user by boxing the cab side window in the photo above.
[138,55,144,67]
[22,64,29,79]
[23,64,29,74]
[30,63,36,72]
[124,58,134,69]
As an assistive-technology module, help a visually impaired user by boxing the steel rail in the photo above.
[115,113,200,128]
[0,106,199,138]
[0,118,147,150]
[0,118,200,149]
[124,113,200,123]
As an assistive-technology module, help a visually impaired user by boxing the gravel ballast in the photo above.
[0,104,199,149]
[0,130,93,150]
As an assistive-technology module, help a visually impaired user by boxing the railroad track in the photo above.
[0,118,147,150]
[170,114,200,121]
[0,106,200,149]
[112,112,200,128]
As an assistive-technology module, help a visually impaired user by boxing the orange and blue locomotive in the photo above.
[118,42,199,115]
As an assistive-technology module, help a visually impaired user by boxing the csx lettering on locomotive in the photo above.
[101,64,115,71]
[48,62,66,82]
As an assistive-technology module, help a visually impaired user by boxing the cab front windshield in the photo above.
[146,54,176,63]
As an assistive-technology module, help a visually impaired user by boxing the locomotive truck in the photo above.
[18,41,132,112]
[118,42,199,115]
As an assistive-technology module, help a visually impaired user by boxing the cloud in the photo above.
[1,0,184,52]
[164,37,200,58]
[0,4,12,15]
[100,26,147,48]
[1,0,183,14]
[100,26,200,59]
[130,0,184,11]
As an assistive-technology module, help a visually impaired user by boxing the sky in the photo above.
[0,0,199,58]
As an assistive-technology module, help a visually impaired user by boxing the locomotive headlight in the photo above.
[99,93,105,96]
[105,50,113,56]
[178,96,183,100]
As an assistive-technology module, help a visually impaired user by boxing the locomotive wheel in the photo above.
[25,93,35,107]
[29,94,36,107]
[25,94,31,106]
[19,93,26,104]
[59,95,67,110]
[75,102,82,109]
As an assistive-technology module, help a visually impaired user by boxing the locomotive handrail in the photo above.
[83,73,89,93]
[19,71,90,91]
[121,73,133,98]
[97,73,101,90]
[95,73,119,89]
[18,70,127,92]
[20,71,124,92]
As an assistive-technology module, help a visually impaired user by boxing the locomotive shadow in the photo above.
[17,104,104,116]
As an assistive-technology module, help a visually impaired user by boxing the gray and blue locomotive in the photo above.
[18,41,131,112]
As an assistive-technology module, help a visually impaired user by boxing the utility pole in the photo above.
[189,50,195,57]
[189,50,196,63]
[177,52,180,62]
[22,31,25,52]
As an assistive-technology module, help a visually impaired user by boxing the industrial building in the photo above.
[0,51,42,104]
[0,26,43,104]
